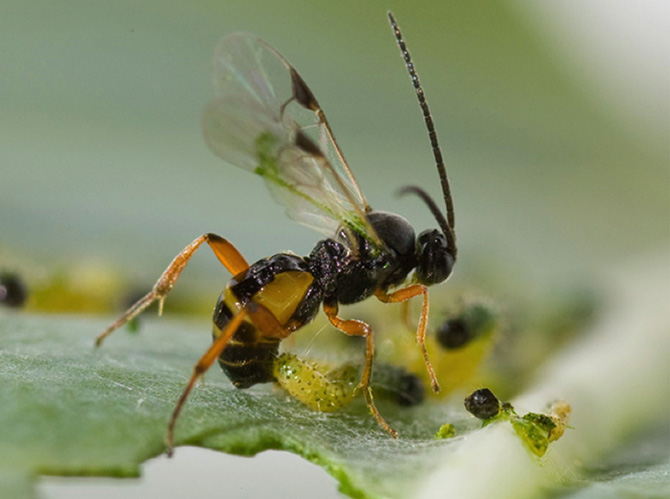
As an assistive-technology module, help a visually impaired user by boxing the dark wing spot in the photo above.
[290,68,320,111]
[295,130,323,157]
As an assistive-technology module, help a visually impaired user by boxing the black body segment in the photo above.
[307,210,418,305]
[213,253,321,388]
[213,209,431,388]
[213,297,280,388]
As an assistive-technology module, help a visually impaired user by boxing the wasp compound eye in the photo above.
[415,229,453,285]
[464,388,501,420]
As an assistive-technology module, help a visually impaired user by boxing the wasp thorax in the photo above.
[367,210,416,258]
[415,229,453,285]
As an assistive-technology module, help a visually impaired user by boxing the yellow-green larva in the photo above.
[273,353,359,411]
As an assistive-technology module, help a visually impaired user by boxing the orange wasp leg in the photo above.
[323,302,398,438]
[166,304,250,456]
[399,300,413,330]
[375,284,440,393]
[95,233,249,347]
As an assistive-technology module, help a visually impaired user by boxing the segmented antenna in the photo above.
[388,12,456,253]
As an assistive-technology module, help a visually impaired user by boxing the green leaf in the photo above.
[0,313,474,499]
[1,256,668,499]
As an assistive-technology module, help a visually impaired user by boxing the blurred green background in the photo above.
[1,0,667,298]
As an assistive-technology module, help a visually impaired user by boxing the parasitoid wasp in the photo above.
[96,12,458,453]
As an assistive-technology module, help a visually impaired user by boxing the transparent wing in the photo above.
[203,33,382,249]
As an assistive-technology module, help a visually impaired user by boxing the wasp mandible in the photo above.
[96,12,457,453]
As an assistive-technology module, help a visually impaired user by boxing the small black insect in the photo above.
[436,302,497,350]
[0,272,28,308]
[96,12,457,453]
[464,388,502,420]
[372,363,426,407]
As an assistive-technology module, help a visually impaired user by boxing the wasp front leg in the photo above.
[95,233,249,346]
[375,284,440,393]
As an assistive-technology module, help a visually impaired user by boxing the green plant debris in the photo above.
[464,388,570,458]
[435,423,455,440]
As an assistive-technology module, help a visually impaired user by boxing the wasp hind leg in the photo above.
[165,304,251,455]
[95,233,249,346]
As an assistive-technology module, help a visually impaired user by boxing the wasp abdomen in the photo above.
[213,298,280,388]
[213,253,322,389]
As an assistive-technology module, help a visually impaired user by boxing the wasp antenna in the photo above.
[387,12,456,246]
